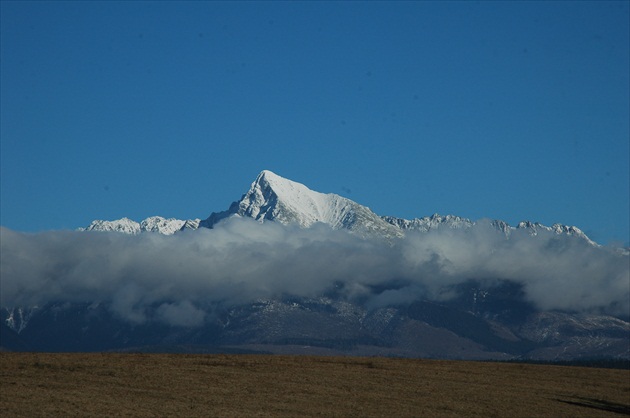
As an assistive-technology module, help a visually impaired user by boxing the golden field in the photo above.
[1,353,628,417]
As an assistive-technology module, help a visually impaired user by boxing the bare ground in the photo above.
[1,353,628,417]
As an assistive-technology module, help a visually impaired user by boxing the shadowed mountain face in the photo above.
[2,171,628,358]
[2,284,628,360]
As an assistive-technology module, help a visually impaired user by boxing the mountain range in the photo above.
[80,170,598,245]
[2,170,628,360]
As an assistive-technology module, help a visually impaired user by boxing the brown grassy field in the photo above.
[1,353,628,417]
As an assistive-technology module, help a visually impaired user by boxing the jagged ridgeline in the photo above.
[80,170,599,245]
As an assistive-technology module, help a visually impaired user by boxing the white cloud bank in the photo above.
[1,217,628,326]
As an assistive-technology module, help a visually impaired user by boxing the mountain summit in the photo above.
[200,170,403,237]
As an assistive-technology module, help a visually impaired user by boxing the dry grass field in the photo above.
[1,353,628,417]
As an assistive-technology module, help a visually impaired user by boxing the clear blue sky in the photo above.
[1,1,628,245]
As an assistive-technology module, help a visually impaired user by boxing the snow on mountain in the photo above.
[382,213,475,232]
[180,218,201,231]
[200,170,403,238]
[3,307,38,334]
[515,221,597,246]
[79,217,142,234]
[77,170,598,246]
[519,311,630,344]
[141,216,188,235]
[383,214,598,245]
[79,216,199,235]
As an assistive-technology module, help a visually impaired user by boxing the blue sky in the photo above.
[1,1,628,245]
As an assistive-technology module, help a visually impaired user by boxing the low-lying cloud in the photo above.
[1,217,628,326]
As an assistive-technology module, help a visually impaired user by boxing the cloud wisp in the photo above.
[1,217,628,326]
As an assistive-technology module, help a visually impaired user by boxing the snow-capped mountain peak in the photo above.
[238,169,327,224]
[241,169,346,227]
[201,170,403,237]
